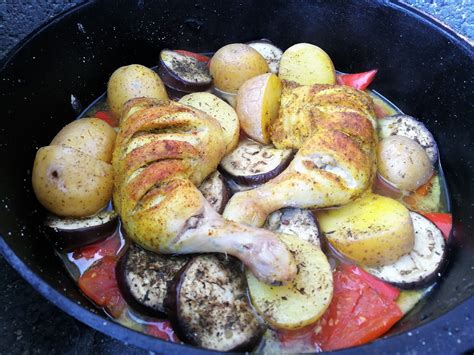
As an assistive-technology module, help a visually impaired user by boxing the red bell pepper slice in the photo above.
[78,256,126,318]
[421,212,452,241]
[94,110,118,127]
[337,69,378,90]
[174,50,210,63]
[146,320,179,342]
[279,264,403,351]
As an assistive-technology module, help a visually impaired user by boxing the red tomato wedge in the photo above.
[73,232,122,260]
[279,265,403,351]
[421,212,452,241]
[78,256,126,318]
[174,50,210,63]
[94,110,118,127]
[337,69,378,90]
[341,264,400,301]
[146,320,179,342]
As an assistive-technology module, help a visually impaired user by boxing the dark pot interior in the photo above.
[0,0,473,352]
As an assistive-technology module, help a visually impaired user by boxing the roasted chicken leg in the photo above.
[112,98,296,285]
[224,83,378,226]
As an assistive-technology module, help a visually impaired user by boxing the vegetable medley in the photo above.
[32,40,452,352]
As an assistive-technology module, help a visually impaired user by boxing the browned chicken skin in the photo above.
[224,82,378,226]
[112,98,296,285]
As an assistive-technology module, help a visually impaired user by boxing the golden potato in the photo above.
[236,73,282,144]
[179,92,239,154]
[279,43,336,85]
[209,43,269,93]
[107,64,168,118]
[32,145,113,217]
[378,135,434,191]
[317,193,414,267]
[50,117,116,163]
[247,233,333,329]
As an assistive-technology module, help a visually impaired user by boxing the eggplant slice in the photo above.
[45,210,118,252]
[365,211,447,289]
[165,254,265,351]
[378,114,439,164]
[159,49,212,93]
[219,138,294,185]
[247,39,283,74]
[116,244,189,317]
[265,208,321,248]
[198,171,231,214]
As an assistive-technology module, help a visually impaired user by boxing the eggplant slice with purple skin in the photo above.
[247,39,283,74]
[165,254,266,352]
[265,208,321,248]
[45,210,118,252]
[364,211,447,289]
[198,171,231,214]
[377,114,439,164]
[116,244,189,317]
[219,138,294,186]
[158,49,212,94]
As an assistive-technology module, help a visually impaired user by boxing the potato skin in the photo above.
[50,117,116,163]
[32,145,113,217]
[378,135,433,191]
[107,64,168,118]
[236,73,282,144]
[317,194,415,267]
[210,43,269,93]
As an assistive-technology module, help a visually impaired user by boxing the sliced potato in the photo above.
[107,64,168,118]
[246,233,333,330]
[50,117,116,163]
[317,194,415,267]
[179,92,239,154]
[279,43,336,85]
[236,73,282,144]
[209,43,269,93]
[32,145,113,217]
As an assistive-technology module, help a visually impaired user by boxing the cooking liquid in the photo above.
[60,82,450,351]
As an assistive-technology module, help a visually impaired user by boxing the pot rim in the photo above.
[0,0,472,353]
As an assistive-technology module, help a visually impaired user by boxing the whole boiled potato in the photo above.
[378,135,433,191]
[279,43,336,85]
[32,145,113,217]
[209,43,269,93]
[50,117,116,163]
[107,64,168,118]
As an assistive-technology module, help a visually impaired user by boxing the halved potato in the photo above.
[279,43,336,85]
[236,73,282,144]
[179,92,239,154]
[317,193,415,267]
[246,233,333,330]
[209,43,269,93]
[32,145,113,217]
[50,117,116,163]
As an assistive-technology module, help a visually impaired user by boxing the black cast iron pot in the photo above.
[0,0,473,353]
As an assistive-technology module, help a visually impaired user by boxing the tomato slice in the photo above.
[146,320,179,342]
[72,232,122,260]
[174,50,210,63]
[279,265,403,351]
[337,69,377,90]
[78,256,126,318]
[421,212,452,241]
[341,264,400,301]
[94,110,118,127]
